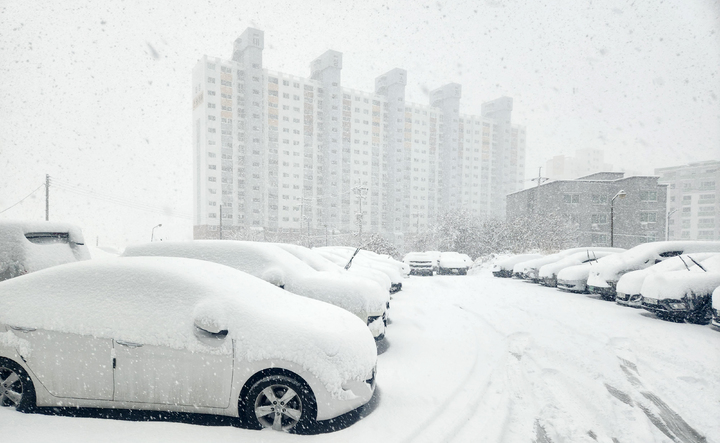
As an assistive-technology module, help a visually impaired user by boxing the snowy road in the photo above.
[2,269,719,443]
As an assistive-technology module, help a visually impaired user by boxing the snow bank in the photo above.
[0,257,377,398]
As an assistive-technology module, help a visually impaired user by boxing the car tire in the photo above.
[244,374,316,433]
[0,358,36,412]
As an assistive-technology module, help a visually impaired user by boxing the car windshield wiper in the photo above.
[678,255,691,271]
[687,255,707,272]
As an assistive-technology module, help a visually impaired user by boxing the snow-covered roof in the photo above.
[0,257,377,397]
[539,249,624,278]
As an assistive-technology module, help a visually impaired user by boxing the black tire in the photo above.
[0,358,36,412]
[243,374,316,433]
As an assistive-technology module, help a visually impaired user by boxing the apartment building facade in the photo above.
[656,160,719,241]
[192,28,526,244]
[506,172,668,249]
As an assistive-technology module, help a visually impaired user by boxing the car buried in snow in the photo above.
[402,252,435,276]
[0,257,377,432]
[313,246,405,294]
[514,247,619,283]
[615,253,718,308]
[0,220,91,282]
[639,254,720,324]
[538,248,625,287]
[492,254,543,278]
[587,241,720,301]
[122,241,388,341]
[437,251,471,275]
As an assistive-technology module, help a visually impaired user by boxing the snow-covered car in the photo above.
[556,262,597,293]
[712,286,720,328]
[123,241,388,340]
[615,253,717,308]
[437,251,470,275]
[0,220,90,282]
[492,254,543,278]
[538,248,625,287]
[402,252,434,276]
[587,241,720,300]
[514,247,617,283]
[425,251,441,273]
[314,246,405,293]
[640,254,720,324]
[313,248,394,295]
[0,257,377,432]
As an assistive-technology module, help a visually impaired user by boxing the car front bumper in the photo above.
[540,276,557,287]
[615,292,643,308]
[557,279,587,293]
[588,281,617,300]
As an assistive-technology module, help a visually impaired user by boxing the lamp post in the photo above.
[610,190,627,247]
[666,208,677,241]
[151,223,162,242]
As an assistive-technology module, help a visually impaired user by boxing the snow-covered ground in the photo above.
[2,269,719,443]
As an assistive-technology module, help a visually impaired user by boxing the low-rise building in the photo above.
[506,172,668,249]
[656,160,719,241]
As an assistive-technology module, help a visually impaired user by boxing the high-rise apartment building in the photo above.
[192,28,526,244]
[544,149,613,181]
[656,160,719,241]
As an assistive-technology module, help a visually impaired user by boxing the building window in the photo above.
[699,194,716,204]
[207,77,215,83]
[563,194,579,204]
[640,191,657,202]
[591,214,608,224]
[640,212,657,223]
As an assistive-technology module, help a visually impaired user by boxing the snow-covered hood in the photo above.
[616,253,719,295]
[0,257,378,397]
[492,254,543,272]
[539,249,624,279]
[557,263,594,281]
[123,241,387,320]
[587,241,720,288]
[313,248,393,294]
[641,271,720,301]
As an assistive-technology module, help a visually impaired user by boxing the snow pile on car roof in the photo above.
[0,257,377,398]
[123,241,387,318]
[616,253,718,295]
[0,220,90,279]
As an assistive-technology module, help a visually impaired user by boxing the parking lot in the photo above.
[2,269,719,443]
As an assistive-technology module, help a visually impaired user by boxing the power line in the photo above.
[49,177,192,220]
[0,183,44,215]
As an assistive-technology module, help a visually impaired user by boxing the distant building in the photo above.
[656,160,719,241]
[191,28,526,245]
[506,172,668,249]
[544,149,613,181]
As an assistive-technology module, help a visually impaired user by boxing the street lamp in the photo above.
[666,208,678,241]
[610,190,627,247]
[151,223,162,242]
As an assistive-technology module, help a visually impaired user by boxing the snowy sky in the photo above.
[1,0,719,248]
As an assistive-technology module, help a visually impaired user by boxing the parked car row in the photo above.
[0,220,390,433]
[495,241,720,327]
[402,251,472,276]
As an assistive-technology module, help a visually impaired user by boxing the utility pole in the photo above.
[353,183,368,243]
[45,174,50,221]
[530,167,548,188]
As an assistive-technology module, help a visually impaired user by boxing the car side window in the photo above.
[659,251,682,258]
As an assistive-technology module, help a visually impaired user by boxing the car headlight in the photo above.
[669,303,687,310]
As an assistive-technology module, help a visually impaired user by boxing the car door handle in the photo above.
[116,340,143,348]
[10,326,36,332]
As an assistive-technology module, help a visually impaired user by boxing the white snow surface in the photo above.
[0,220,90,277]
[122,241,387,319]
[587,241,720,287]
[0,257,377,398]
[2,266,719,442]
[616,253,719,296]
[314,246,404,285]
[538,249,624,278]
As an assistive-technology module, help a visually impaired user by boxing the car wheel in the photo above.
[244,375,316,432]
[0,358,35,412]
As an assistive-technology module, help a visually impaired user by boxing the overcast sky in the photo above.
[1,0,719,248]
